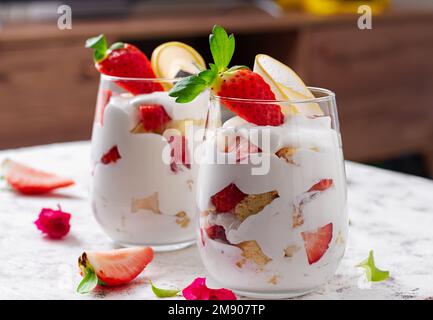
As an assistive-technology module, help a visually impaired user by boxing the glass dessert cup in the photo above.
[90,74,209,251]
[196,88,348,298]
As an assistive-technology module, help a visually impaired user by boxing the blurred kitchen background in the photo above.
[0,0,432,178]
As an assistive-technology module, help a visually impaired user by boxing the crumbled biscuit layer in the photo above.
[236,240,271,266]
[131,192,161,214]
[275,147,297,165]
[234,190,279,222]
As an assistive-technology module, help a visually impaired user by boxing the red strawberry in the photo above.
[101,146,121,165]
[301,223,333,265]
[213,69,283,126]
[139,104,171,132]
[233,136,261,162]
[78,247,153,289]
[205,225,228,243]
[86,34,164,94]
[168,135,190,173]
[169,26,284,126]
[1,159,74,195]
[211,183,246,213]
[95,89,112,126]
[308,179,333,192]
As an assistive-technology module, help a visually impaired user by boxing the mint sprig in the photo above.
[169,25,246,103]
[356,250,390,282]
[150,280,180,298]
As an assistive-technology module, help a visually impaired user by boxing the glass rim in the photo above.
[211,87,335,104]
[100,73,184,82]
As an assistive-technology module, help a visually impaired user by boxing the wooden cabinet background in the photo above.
[1,9,432,174]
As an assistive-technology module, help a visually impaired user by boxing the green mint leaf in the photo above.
[197,68,217,85]
[209,25,235,72]
[85,34,108,63]
[169,75,208,103]
[356,250,390,282]
[77,267,99,294]
[109,42,125,51]
[150,281,180,298]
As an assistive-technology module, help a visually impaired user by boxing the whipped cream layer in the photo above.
[90,91,209,245]
[197,114,348,292]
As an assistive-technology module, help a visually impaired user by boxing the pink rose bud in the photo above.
[182,277,236,300]
[34,206,71,239]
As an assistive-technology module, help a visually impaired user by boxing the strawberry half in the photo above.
[301,223,333,265]
[77,247,154,293]
[1,159,74,195]
[86,34,164,94]
[211,183,246,213]
[308,179,333,192]
[101,146,121,165]
[168,135,190,173]
[169,25,284,126]
[139,104,171,132]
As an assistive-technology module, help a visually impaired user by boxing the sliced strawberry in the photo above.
[78,247,153,287]
[168,135,190,173]
[210,183,247,213]
[86,35,164,94]
[95,89,112,126]
[301,223,333,265]
[101,146,121,165]
[1,159,74,195]
[234,136,261,162]
[139,104,171,132]
[205,225,228,243]
[308,179,333,192]
[215,69,284,126]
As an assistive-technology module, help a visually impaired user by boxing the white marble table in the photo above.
[1,141,433,300]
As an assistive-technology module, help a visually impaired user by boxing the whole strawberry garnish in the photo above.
[85,34,163,94]
[169,26,284,126]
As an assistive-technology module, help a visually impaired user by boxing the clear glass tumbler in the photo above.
[196,87,348,298]
[90,74,209,251]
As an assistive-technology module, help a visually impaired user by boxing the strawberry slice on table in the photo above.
[77,247,154,293]
[168,135,190,173]
[301,223,333,265]
[308,179,333,192]
[1,159,74,195]
[86,34,164,94]
[101,146,121,165]
[139,104,171,132]
[169,25,284,126]
[211,183,247,213]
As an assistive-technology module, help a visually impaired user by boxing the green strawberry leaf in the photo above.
[169,67,217,103]
[85,34,108,63]
[77,267,99,294]
[210,25,235,72]
[356,250,390,282]
[150,280,180,298]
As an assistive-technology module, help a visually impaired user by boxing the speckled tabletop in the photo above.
[0,141,432,300]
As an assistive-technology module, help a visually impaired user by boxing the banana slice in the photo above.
[151,42,205,89]
[254,54,323,116]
